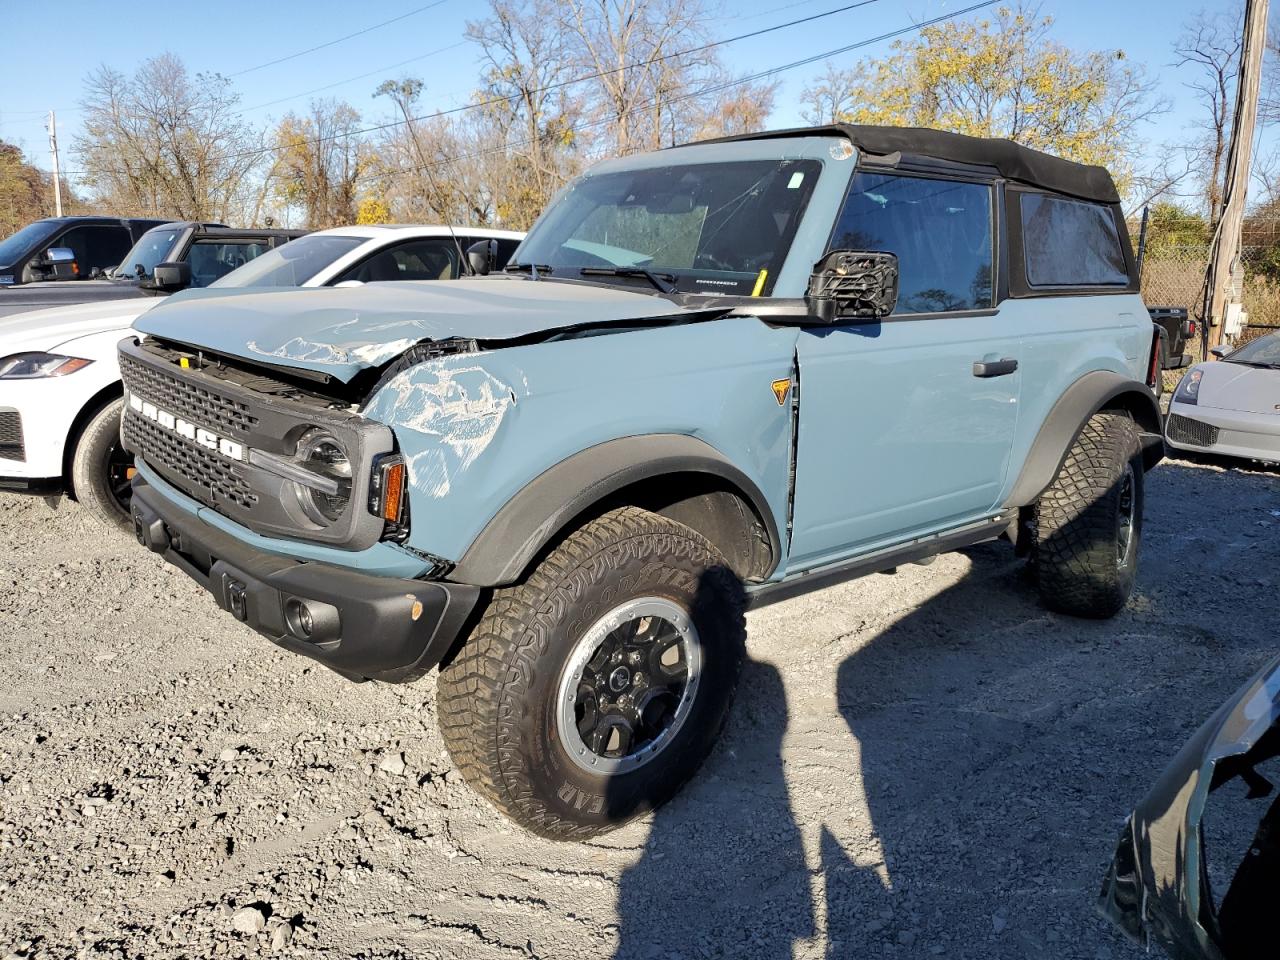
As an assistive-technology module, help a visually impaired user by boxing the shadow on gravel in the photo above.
[613,463,1278,959]
[612,659,814,959]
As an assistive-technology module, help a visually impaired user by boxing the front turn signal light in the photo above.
[369,453,407,526]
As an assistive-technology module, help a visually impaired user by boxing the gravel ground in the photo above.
[1,456,1277,960]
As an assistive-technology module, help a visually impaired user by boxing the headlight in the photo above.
[1174,368,1203,405]
[0,352,93,379]
[291,430,352,525]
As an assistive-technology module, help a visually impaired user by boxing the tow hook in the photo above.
[227,580,248,622]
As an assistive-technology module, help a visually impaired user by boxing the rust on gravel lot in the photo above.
[0,457,1277,960]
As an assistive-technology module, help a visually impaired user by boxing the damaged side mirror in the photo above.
[467,238,499,277]
[805,250,899,324]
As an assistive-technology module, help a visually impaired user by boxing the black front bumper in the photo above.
[131,476,480,683]
[0,476,63,496]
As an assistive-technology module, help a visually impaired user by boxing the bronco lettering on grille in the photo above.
[127,392,246,461]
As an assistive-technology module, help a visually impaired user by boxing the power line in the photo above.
[59,0,1001,185]
[66,0,885,178]
[227,1,452,77]
[237,41,470,114]
[353,0,1002,186]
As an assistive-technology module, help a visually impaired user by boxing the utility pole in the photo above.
[1204,0,1269,352]
[46,110,63,218]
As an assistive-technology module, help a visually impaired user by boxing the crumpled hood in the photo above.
[0,297,157,353]
[1196,361,1280,415]
[133,277,701,383]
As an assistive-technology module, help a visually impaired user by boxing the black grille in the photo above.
[119,354,260,438]
[0,408,23,461]
[1167,413,1220,448]
[123,411,258,510]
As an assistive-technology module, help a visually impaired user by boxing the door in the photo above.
[788,171,1021,570]
[48,224,132,277]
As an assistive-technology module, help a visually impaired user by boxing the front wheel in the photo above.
[1030,411,1144,618]
[70,397,133,532]
[436,507,746,840]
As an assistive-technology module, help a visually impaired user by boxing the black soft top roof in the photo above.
[695,124,1120,204]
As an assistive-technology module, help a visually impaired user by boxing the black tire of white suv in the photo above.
[71,397,132,532]
[1030,412,1143,619]
[436,507,746,840]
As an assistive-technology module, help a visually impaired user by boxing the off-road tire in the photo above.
[1031,411,1143,618]
[70,398,131,532]
[436,507,746,840]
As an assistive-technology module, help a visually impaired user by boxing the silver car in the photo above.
[1165,330,1280,464]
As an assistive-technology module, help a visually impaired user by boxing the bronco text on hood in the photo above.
[119,125,1165,840]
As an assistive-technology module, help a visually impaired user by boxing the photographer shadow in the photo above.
[612,658,814,959]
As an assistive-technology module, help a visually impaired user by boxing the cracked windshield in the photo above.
[514,158,821,297]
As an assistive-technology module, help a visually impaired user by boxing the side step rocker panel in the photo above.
[746,511,1016,609]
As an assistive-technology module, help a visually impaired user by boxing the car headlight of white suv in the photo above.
[0,352,94,379]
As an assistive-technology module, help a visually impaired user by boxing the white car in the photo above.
[1165,330,1280,465]
[0,225,524,528]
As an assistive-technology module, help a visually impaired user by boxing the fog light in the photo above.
[285,598,313,638]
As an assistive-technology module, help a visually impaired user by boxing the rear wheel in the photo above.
[436,507,746,840]
[1030,412,1143,618]
[70,397,133,532]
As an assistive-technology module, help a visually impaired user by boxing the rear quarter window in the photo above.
[1020,194,1128,288]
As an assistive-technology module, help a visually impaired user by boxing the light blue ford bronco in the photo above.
[119,125,1164,839]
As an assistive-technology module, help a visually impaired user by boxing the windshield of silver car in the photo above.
[1226,331,1280,367]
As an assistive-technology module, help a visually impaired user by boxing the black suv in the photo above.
[0,222,307,319]
[0,216,168,287]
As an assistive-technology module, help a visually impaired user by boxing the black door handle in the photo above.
[973,358,1018,378]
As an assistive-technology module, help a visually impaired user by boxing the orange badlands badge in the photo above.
[771,378,791,405]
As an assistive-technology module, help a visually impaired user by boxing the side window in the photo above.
[51,225,132,274]
[187,240,270,287]
[1019,194,1128,287]
[828,172,994,314]
[336,239,460,283]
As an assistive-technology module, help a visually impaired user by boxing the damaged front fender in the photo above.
[361,361,520,500]
[1099,652,1280,960]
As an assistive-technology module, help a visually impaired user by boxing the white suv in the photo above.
[0,225,523,527]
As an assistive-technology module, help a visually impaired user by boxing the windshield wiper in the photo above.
[504,262,553,279]
[578,266,677,294]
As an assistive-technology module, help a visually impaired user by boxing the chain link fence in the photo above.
[1136,241,1280,371]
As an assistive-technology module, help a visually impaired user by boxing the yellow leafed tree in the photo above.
[356,196,392,225]
[800,5,1158,189]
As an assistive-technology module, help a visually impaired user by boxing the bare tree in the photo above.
[74,54,264,222]
[800,63,866,126]
[1174,6,1243,223]
[560,0,726,154]
[372,79,496,225]
[466,0,583,224]
[271,99,363,228]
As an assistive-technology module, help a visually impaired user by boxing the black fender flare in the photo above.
[1004,371,1164,509]
[448,434,782,587]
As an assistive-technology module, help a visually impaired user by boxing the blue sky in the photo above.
[0,0,1258,194]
